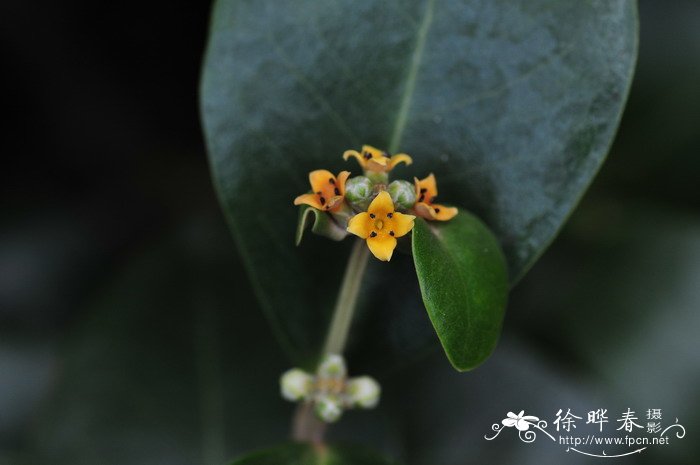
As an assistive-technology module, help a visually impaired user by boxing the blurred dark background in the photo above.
[1,1,698,464]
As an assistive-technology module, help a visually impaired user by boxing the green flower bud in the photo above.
[280,368,313,401]
[365,170,389,185]
[344,176,373,211]
[317,353,347,379]
[387,180,416,210]
[315,395,344,423]
[346,376,381,409]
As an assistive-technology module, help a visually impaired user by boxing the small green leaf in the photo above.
[231,442,397,465]
[412,212,508,371]
[296,205,348,245]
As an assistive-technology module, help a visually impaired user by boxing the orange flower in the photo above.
[294,170,351,212]
[413,174,458,221]
[343,145,412,173]
[347,191,415,261]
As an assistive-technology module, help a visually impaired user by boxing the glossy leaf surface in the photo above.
[412,213,508,370]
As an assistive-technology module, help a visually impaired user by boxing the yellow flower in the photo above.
[294,169,351,212]
[347,191,415,261]
[413,174,458,221]
[343,145,412,173]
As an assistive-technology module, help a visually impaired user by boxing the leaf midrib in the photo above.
[388,0,436,153]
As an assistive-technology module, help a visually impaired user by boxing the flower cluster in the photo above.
[280,354,380,423]
[294,145,458,261]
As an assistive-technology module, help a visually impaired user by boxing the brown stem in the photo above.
[292,402,327,444]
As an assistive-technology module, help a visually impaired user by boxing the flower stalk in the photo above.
[292,402,326,443]
[292,239,370,443]
[323,238,370,356]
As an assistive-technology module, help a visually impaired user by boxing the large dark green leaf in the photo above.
[411,213,508,371]
[201,0,638,363]
[24,218,291,465]
[231,442,396,465]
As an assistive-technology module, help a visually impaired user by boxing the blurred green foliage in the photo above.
[230,442,397,465]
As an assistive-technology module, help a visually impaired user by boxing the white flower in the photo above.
[502,411,539,431]
[346,376,380,408]
[317,354,347,379]
[279,354,381,423]
[280,368,313,401]
[315,395,343,423]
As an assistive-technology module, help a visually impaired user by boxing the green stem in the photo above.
[292,238,370,443]
[323,238,370,355]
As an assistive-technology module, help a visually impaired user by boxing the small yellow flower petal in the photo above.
[432,203,458,221]
[361,145,384,158]
[414,202,436,220]
[367,235,397,261]
[342,150,366,169]
[391,212,415,237]
[412,174,456,221]
[347,212,371,238]
[389,153,413,169]
[365,157,389,171]
[351,191,414,261]
[343,145,410,173]
[336,171,351,196]
[414,174,438,200]
[367,191,394,215]
[309,169,336,193]
[414,202,457,221]
[294,193,323,210]
[297,169,348,212]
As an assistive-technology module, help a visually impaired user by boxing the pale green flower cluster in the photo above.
[280,354,380,423]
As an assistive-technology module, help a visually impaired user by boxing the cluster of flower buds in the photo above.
[294,145,458,261]
[280,354,380,423]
